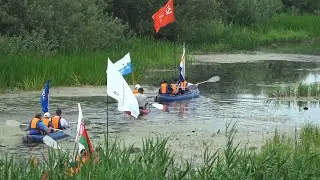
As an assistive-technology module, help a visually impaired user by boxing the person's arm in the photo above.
[61,118,69,129]
[38,121,49,133]
[25,124,30,131]
[143,95,148,106]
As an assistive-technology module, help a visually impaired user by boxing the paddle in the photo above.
[196,76,220,86]
[151,103,163,110]
[43,135,67,153]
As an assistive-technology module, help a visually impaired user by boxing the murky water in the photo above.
[1,55,320,161]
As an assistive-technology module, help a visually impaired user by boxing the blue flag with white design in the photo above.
[114,53,132,75]
[179,44,185,81]
[40,80,50,113]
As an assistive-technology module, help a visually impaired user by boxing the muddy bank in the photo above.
[193,52,320,64]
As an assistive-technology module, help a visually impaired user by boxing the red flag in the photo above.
[78,121,94,157]
[152,0,175,33]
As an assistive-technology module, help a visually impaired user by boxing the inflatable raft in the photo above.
[155,89,200,102]
[22,130,69,144]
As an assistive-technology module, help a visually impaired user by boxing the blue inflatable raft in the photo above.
[22,130,69,144]
[154,89,200,102]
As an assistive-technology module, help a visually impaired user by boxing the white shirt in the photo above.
[60,118,69,129]
[50,117,69,129]
[134,93,148,107]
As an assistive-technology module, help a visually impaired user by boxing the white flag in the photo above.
[75,103,83,142]
[106,58,139,118]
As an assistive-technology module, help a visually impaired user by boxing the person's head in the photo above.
[135,84,141,90]
[44,112,51,118]
[160,80,167,85]
[138,88,144,94]
[173,78,178,83]
[35,113,42,119]
[56,109,62,116]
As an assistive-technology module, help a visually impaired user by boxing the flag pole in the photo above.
[105,62,109,152]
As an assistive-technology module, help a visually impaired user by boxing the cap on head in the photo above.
[44,112,51,118]
[135,84,141,89]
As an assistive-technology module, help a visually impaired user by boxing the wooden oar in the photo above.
[195,76,220,86]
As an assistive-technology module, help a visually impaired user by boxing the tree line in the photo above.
[0,0,319,55]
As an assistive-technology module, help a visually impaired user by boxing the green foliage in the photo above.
[282,0,320,13]
[2,123,320,179]
[0,0,131,53]
[219,0,283,26]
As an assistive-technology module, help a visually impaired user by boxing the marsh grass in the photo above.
[2,122,320,179]
[1,14,320,91]
[268,83,320,97]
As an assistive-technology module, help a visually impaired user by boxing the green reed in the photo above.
[268,83,320,97]
[2,122,320,179]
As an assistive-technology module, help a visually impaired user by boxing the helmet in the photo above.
[44,112,51,118]
[135,84,141,89]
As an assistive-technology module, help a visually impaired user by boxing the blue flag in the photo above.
[114,53,133,76]
[40,80,50,113]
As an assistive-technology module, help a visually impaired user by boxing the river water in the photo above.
[1,54,320,162]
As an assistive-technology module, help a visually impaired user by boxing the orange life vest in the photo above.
[42,117,50,127]
[51,116,63,129]
[180,80,188,90]
[171,84,178,94]
[133,89,139,94]
[160,83,168,94]
[30,118,41,129]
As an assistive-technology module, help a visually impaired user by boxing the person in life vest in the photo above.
[158,80,173,95]
[134,88,149,109]
[133,84,140,95]
[42,112,53,128]
[51,109,69,130]
[171,78,179,95]
[179,77,197,94]
[26,113,52,135]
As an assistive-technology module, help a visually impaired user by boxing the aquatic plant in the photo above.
[2,122,320,179]
[268,82,320,97]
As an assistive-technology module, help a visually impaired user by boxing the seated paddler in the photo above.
[26,113,52,135]
[179,76,197,94]
[171,78,179,95]
[135,88,148,109]
[51,109,69,130]
[42,112,53,128]
[158,80,173,95]
[133,84,140,95]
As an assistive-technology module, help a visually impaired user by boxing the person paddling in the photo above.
[132,84,140,95]
[26,113,51,135]
[42,112,53,128]
[135,88,149,110]
[51,109,69,130]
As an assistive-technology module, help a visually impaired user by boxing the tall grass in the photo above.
[2,122,320,179]
[0,37,179,90]
[1,14,320,91]
[268,83,320,97]
[191,13,320,53]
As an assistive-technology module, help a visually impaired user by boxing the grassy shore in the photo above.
[1,14,320,91]
[1,122,320,179]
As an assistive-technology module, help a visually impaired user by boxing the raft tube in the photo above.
[22,130,69,144]
[154,89,200,102]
